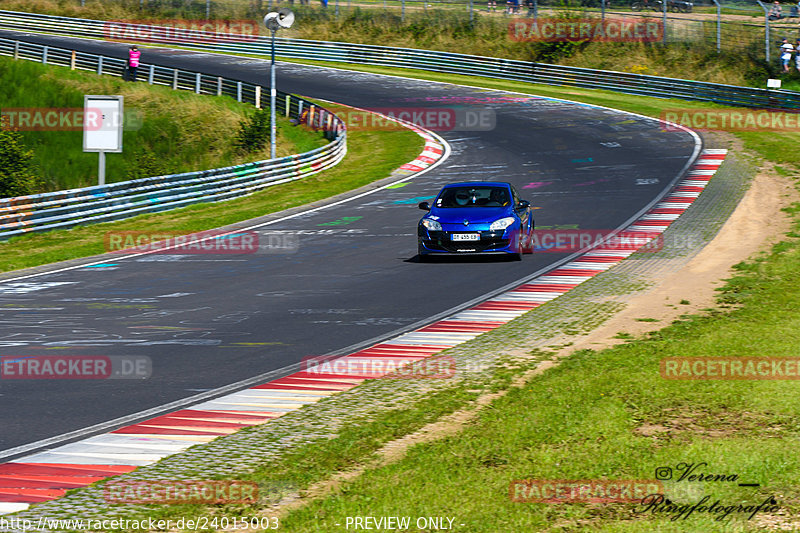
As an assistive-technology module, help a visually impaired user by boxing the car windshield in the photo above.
[435,186,511,208]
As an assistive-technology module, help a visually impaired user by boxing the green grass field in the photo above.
[0,56,327,191]
[30,64,793,532]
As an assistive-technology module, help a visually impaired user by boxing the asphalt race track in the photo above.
[0,30,698,457]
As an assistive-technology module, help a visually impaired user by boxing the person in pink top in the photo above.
[127,45,141,82]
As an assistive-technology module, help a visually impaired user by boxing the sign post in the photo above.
[83,95,124,186]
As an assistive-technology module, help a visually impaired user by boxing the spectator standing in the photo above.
[127,45,141,82]
[525,0,536,17]
[780,38,793,72]
[487,0,496,11]
[795,39,800,72]
[769,1,783,20]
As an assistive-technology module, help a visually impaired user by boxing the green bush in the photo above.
[0,127,42,198]
[235,108,271,153]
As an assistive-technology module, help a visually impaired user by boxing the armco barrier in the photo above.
[0,9,799,109]
[0,36,346,240]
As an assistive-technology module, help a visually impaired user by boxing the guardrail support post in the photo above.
[148,64,154,84]
[42,45,47,64]
[255,85,262,109]
[172,69,178,89]
[70,50,76,69]
[298,101,304,118]
[757,0,771,63]
[195,72,201,94]
[97,56,103,75]
[13,41,18,60]
[217,76,223,96]
[285,94,291,116]
[237,81,242,102]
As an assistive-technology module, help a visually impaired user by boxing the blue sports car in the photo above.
[417,182,535,260]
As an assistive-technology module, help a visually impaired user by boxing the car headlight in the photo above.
[489,217,516,231]
[422,218,442,231]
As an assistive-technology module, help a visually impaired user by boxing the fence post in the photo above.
[217,76,223,96]
[298,100,304,118]
[42,45,48,64]
[401,0,405,22]
[13,40,18,60]
[757,0,771,63]
[710,0,720,53]
[70,50,76,69]
[148,64,154,84]
[255,85,262,109]
[662,0,667,46]
[285,94,291,116]
[97,56,103,75]
[172,69,178,89]
[469,0,473,23]
[237,81,242,102]
[195,72,201,94]
[601,0,605,23]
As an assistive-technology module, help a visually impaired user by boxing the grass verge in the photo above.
[277,219,800,533]
[0,56,326,191]
[0,0,779,87]
[38,64,797,532]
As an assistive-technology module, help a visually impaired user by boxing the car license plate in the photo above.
[452,233,480,241]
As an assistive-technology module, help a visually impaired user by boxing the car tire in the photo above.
[418,244,431,262]
[523,233,534,254]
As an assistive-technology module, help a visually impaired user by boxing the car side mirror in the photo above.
[518,200,530,208]
[418,201,431,211]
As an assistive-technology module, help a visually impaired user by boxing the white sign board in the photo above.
[767,78,782,89]
[83,95,123,153]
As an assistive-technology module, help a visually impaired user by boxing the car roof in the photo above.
[440,181,512,189]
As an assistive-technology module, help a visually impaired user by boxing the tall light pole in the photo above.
[263,8,295,160]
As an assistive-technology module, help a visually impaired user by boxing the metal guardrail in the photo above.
[0,9,798,109]
[0,34,346,240]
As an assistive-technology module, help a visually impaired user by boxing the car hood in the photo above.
[428,206,513,227]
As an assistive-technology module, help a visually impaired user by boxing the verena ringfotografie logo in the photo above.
[509,18,662,42]
[302,355,456,379]
[103,480,258,504]
[661,357,800,380]
[661,109,800,132]
[532,230,663,253]
[0,356,151,379]
[104,19,259,44]
[104,230,299,255]
[509,479,664,503]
